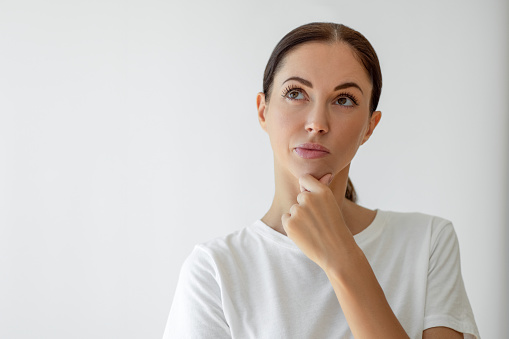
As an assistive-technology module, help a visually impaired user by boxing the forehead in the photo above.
[276,42,372,90]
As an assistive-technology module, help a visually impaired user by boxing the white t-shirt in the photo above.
[163,210,480,339]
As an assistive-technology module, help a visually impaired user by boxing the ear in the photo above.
[257,92,268,132]
[361,110,381,145]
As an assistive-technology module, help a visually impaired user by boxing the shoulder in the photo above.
[182,223,257,273]
[198,224,253,256]
[381,209,451,227]
[368,210,459,253]
[380,209,454,235]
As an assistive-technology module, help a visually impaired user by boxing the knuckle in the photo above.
[289,204,299,216]
[281,213,291,227]
[300,192,310,203]
[285,218,297,233]
[281,213,290,222]
[317,188,330,199]
[316,186,326,195]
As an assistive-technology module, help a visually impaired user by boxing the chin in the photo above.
[290,163,334,181]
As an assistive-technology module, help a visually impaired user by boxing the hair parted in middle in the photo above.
[262,22,382,115]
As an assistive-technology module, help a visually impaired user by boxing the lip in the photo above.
[294,143,330,159]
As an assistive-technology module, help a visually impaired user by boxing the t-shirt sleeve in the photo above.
[424,222,480,338]
[162,246,231,339]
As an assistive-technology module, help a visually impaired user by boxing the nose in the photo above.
[305,105,329,134]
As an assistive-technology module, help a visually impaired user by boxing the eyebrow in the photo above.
[282,76,364,94]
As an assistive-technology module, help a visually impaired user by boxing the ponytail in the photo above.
[345,177,357,203]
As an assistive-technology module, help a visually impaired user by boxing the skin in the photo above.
[256,42,463,339]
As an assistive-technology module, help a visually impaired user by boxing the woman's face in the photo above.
[257,42,381,182]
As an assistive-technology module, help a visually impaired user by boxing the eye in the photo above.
[287,90,304,100]
[282,86,306,101]
[334,93,358,107]
[336,97,354,106]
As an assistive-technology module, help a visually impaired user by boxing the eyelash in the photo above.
[281,85,301,99]
[281,86,359,106]
[336,92,359,106]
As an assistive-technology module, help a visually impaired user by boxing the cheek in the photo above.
[266,109,300,148]
[333,115,368,151]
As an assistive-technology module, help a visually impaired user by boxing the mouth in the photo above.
[294,143,330,159]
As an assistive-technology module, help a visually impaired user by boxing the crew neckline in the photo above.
[250,209,387,250]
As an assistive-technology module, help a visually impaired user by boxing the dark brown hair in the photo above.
[262,22,382,203]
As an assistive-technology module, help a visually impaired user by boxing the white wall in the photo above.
[1,0,507,338]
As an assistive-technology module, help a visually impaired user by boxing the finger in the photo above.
[300,184,309,193]
[299,173,332,193]
[296,191,310,205]
[289,203,299,216]
[319,173,333,186]
[281,212,291,228]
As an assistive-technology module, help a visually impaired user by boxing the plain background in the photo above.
[1,0,507,338]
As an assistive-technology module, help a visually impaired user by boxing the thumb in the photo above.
[319,173,333,186]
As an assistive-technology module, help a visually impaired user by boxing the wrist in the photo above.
[324,242,367,284]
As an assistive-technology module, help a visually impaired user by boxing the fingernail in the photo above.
[326,174,333,185]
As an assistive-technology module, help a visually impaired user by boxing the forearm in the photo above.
[282,175,409,337]
[325,245,409,339]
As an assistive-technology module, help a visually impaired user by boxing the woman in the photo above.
[163,22,479,338]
